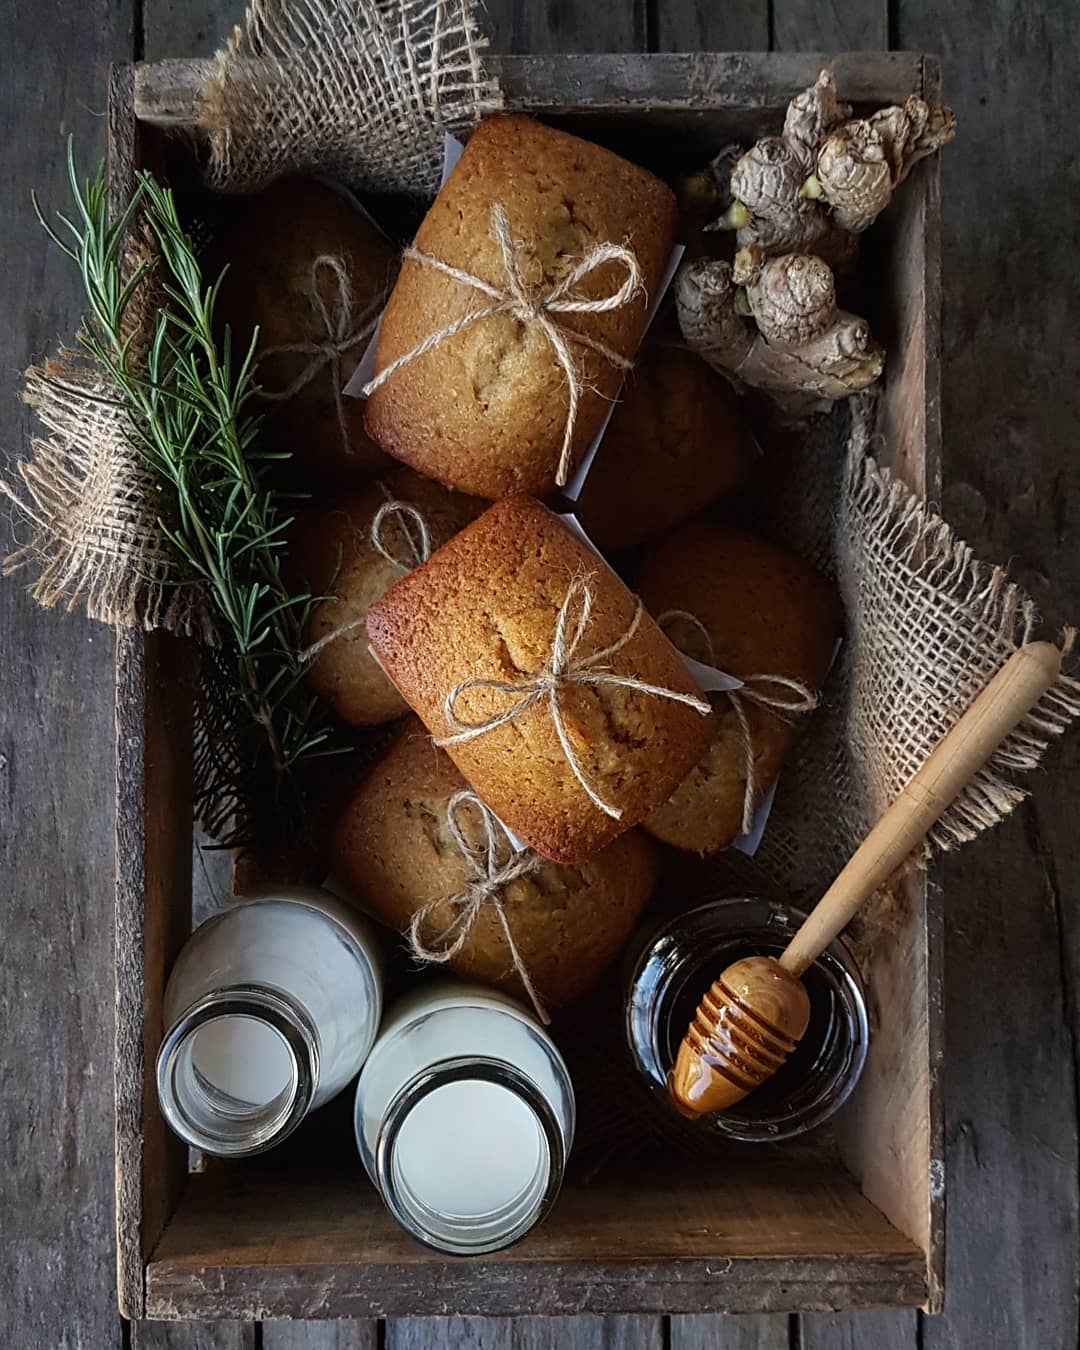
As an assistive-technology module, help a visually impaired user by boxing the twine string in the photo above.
[407,789,550,1023]
[657,608,819,835]
[362,204,644,486]
[260,254,383,452]
[369,496,432,571]
[436,575,712,820]
[296,496,433,665]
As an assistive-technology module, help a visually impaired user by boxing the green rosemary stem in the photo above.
[38,140,340,840]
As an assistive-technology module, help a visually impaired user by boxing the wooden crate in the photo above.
[113,51,944,1322]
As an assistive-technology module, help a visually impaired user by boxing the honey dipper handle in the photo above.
[779,641,1063,978]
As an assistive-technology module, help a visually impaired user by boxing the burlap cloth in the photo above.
[756,398,1079,900]
[2,0,1076,883]
[3,356,205,633]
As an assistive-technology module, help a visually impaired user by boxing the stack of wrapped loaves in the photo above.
[223,114,841,1016]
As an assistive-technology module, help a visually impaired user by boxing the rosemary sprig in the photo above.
[38,142,341,843]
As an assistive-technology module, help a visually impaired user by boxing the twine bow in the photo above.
[362,204,644,486]
[297,495,432,664]
[658,609,819,835]
[260,254,383,453]
[408,790,549,1023]
[436,575,712,820]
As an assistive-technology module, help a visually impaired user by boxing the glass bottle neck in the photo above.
[156,983,319,1157]
[375,1056,565,1255]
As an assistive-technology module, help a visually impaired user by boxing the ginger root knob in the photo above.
[675,254,883,419]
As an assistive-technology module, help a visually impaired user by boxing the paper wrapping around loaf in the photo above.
[574,343,752,553]
[289,465,483,726]
[638,521,841,854]
[365,494,715,862]
[332,723,659,1007]
[211,178,398,481]
[365,114,679,499]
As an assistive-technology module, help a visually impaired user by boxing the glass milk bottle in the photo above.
[355,980,575,1254]
[157,886,383,1157]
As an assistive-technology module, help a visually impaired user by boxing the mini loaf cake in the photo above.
[574,343,752,553]
[290,465,482,726]
[638,521,841,853]
[364,114,679,499]
[332,723,660,1008]
[365,494,715,863]
[212,178,398,481]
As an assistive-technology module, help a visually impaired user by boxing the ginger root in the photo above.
[813,97,957,233]
[675,249,884,418]
[710,68,955,258]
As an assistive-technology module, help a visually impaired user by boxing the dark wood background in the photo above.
[2,0,1078,1346]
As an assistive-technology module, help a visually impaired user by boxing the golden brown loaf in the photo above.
[638,522,841,853]
[212,178,398,481]
[364,114,679,499]
[332,723,659,1008]
[289,465,482,726]
[574,344,752,552]
[365,494,715,863]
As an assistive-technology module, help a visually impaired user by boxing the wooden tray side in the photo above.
[872,57,944,502]
[838,53,945,1313]
[114,625,195,1316]
[132,51,929,127]
[114,628,196,1314]
[117,51,942,1318]
[111,66,197,1313]
[143,1165,925,1320]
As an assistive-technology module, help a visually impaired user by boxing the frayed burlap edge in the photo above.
[3,221,212,637]
[200,0,502,198]
[754,397,1080,899]
[845,416,1080,852]
[1,355,209,637]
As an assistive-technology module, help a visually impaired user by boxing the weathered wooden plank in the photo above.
[142,1164,926,1319]
[132,1324,255,1350]
[133,52,929,127]
[800,1311,919,1348]
[670,1314,789,1348]
[486,0,643,53]
[517,1321,663,1350]
[772,0,887,51]
[652,0,769,51]
[387,1325,511,1350]
[893,0,1080,1345]
[387,1317,663,1349]
[263,1323,378,1349]
[142,1,229,60]
[0,1,132,1346]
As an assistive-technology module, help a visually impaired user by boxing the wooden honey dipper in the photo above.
[671,641,1063,1118]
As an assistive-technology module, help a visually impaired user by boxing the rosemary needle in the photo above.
[38,141,343,844]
